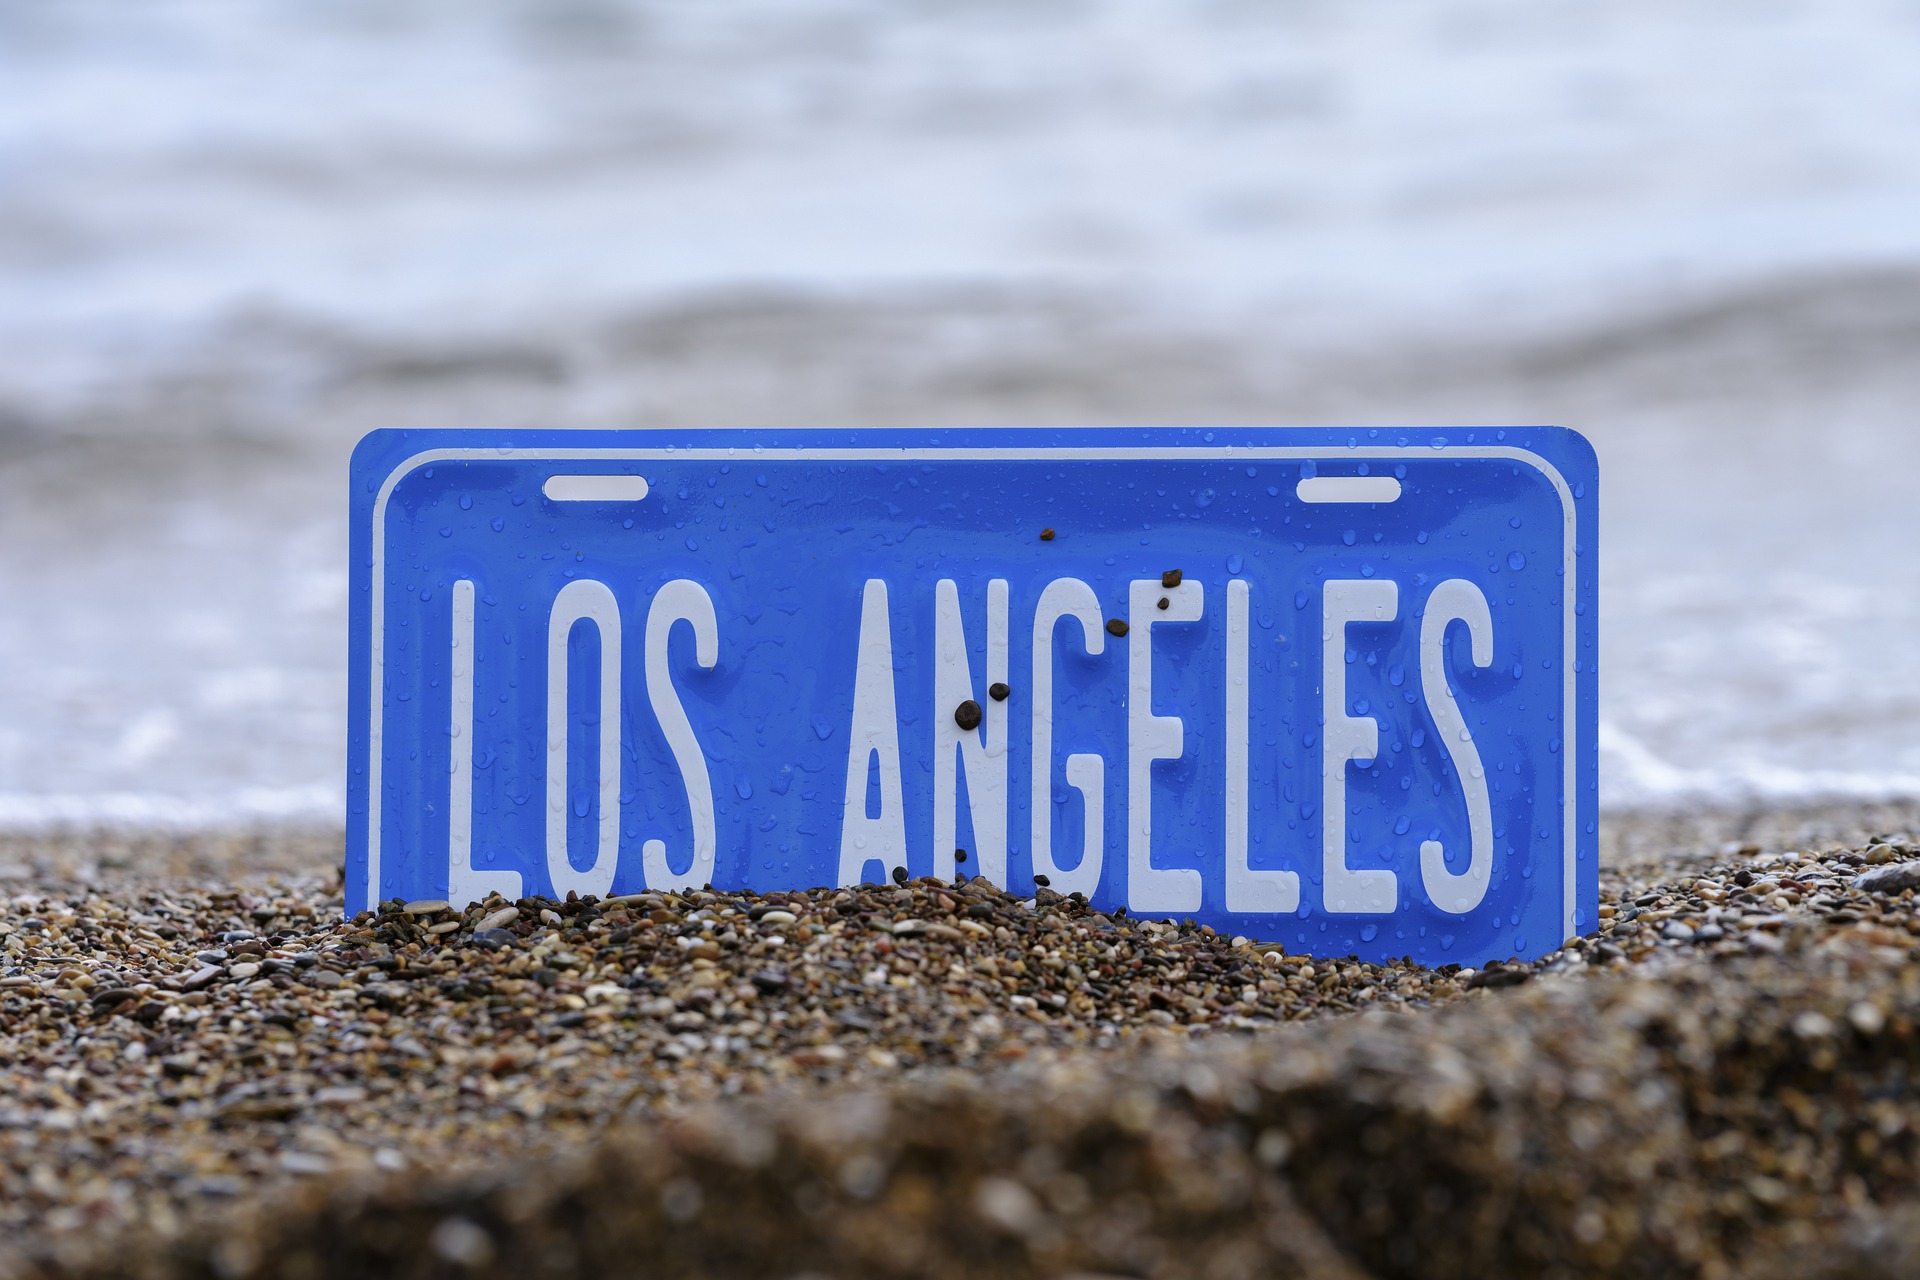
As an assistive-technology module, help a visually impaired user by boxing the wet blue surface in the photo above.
[348,427,1597,966]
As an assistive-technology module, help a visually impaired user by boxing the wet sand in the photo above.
[4,801,1919,1278]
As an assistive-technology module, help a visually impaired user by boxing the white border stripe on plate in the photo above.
[364,445,1581,941]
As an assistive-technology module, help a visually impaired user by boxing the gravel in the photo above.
[3,821,1920,1278]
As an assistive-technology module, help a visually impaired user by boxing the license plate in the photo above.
[348,427,1597,965]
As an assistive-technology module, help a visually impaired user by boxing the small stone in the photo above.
[1105,618,1129,637]
[1033,874,1051,888]
[279,1151,333,1176]
[227,962,262,980]
[1792,1011,1835,1039]
[1161,569,1182,588]
[1865,843,1900,864]
[305,968,345,988]
[475,906,518,932]
[988,682,1010,702]
[404,899,452,916]
[1854,862,1920,894]
[181,966,223,992]
[757,910,797,925]
[954,700,983,731]
[974,1176,1044,1236]
[1039,528,1055,541]
[891,866,909,886]
[1662,922,1695,942]
[1849,1001,1887,1035]
[430,1218,496,1267]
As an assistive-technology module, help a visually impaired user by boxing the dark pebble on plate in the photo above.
[891,866,909,886]
[1039,528,1055,540]
[1106,618,1129,637]
[954,699,982,731]
[988,682,1010,701]
[1161,569,1182,588]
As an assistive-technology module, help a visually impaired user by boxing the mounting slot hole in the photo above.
[543,474,651,502]
[1296,476,1402,504]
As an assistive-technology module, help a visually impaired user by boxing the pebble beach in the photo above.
[4,804,1920,1278]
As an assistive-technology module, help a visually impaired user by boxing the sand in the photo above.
[2,801,1919,1278]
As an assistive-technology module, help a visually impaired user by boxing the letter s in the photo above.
[643,579,719,892]
[1419,578,1494,914]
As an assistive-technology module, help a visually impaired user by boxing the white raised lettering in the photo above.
[449,578,522,908]
[1322,579,1398,914]
[933,579,1008,884]
[1030,578,1106,898]
[1127,577,1203,915]
[838,579,908,885]
[546,578,623,899]
[1419,578,1496,913]
[642,579,719,892]
[1225,578,1296,913]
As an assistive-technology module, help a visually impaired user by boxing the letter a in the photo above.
[838,579,908,885]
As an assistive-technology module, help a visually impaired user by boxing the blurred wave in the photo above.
[1,0,1917,825]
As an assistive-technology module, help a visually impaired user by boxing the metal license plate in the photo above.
[348,427,1597,965]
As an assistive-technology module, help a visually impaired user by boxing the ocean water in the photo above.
[1,0,1917,826]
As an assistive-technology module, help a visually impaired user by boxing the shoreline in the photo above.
[1,795,1915,887]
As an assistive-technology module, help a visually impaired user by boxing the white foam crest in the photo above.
[1601,723,1920,811]
[0,785,340,832]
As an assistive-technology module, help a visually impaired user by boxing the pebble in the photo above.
[1853,860,1920,894]
[474,907,518,932]
[7,823,1920,1278]
[44,898,1920,1280]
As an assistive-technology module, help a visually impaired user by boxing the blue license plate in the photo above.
[348,427,1597,966]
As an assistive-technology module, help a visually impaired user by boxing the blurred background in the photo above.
[0,0,1916,840]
